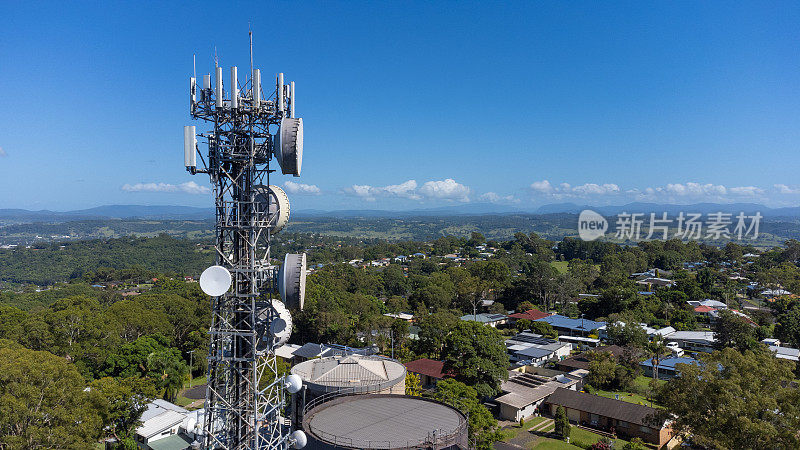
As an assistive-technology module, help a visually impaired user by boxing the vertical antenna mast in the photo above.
[185,32,307,450]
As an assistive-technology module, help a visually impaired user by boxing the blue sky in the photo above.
[1,1,799,211]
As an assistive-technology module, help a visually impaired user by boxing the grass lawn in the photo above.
[550,261,569,274]
[531,438,577,450]
[633,375,665,389]
[594,388,654,407]
[529,423,629,449]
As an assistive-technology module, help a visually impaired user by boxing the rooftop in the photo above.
[640,356,699,371]
[304,394,467,449]
[460,313,507,323]
[496,372,580,409]
[545,388,663,427]
[291,355,406,391]
[508,309,551,321]
[404,358,451,379]
[536,314,606,332]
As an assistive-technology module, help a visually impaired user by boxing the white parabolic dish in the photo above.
[199,265,232,297]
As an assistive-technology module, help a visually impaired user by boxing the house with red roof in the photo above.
[508,309,552,322]
[404,358,453,388]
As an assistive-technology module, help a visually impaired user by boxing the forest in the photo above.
[2,231,800,447]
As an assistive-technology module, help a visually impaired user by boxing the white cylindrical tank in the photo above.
[215,66,223,108]
[253,69,261,108]
[230,66,238,109]
[184,126,196,168]
[277,72,284,114]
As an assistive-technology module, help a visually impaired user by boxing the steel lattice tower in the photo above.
[185,44,305,450]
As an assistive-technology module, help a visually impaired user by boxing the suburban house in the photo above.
[557,335,601,350]
[383,312,414,322]
[404,358,451,388]
[495,368,583,422]
[688,299,728,310]
[460,313,508,327]
[134,399,204,449]
[554,345,627,373]
[508,308,552,323]
[505,332,571,366]
[535,314,606,337]
[661,330,717,353]
[635,277,676,289]
[769,345,800,362]
[640,356,699,379]
[543,388,674,446]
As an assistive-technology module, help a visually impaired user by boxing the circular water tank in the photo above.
[291,355,406,395]
[302,394,468,450]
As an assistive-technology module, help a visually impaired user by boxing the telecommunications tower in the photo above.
[184,36,308,450]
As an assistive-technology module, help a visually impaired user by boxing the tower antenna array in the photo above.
[184,35,306,450]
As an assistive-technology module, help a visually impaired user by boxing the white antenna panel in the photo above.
[215,66,223,108]
[184,125,196,168]
[290,81,295,118]
[230,66,238,109]
[277,72,284,114]
[203,73,211,90]
[253,69,261,108]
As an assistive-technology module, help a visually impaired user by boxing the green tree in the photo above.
[434,379,506,449]
[653,348,800,449]
[405,372,422,396]
[775,302,800,348]
[0,340,102,448]
[554,405,570,440]
[415,311,458,359]
[605,320,649,348]
[713,309,757,351]
[442,321,509,398]
[91,376,158,441]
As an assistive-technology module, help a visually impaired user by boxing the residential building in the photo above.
[508,308,552,322]
[460,313,508,327]
[495,369,582,421]
[661,330,716,353]
[769,345,800,362]
[640,356,699,379]
[543,388,674,446]
[135,400,192,449]
[383,312,414,322]
[505,332,572,366]
[535,314,606,337]
[554,345,627,373]
[404,358,451,388]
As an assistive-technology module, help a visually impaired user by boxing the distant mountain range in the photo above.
[2,202,800,223]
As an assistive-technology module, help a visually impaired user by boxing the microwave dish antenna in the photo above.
[273,118,303,176]
[255,185,290,234]
[199,265,232,297]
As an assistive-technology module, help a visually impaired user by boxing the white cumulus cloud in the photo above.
[479,192,518,203]
[418,179,470,202]
[529,180,620,197]
[530,180,553,193]
[775,184,800,195]
[121,181,210,194]
[284,181,321,195]
[344,179,469,202]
